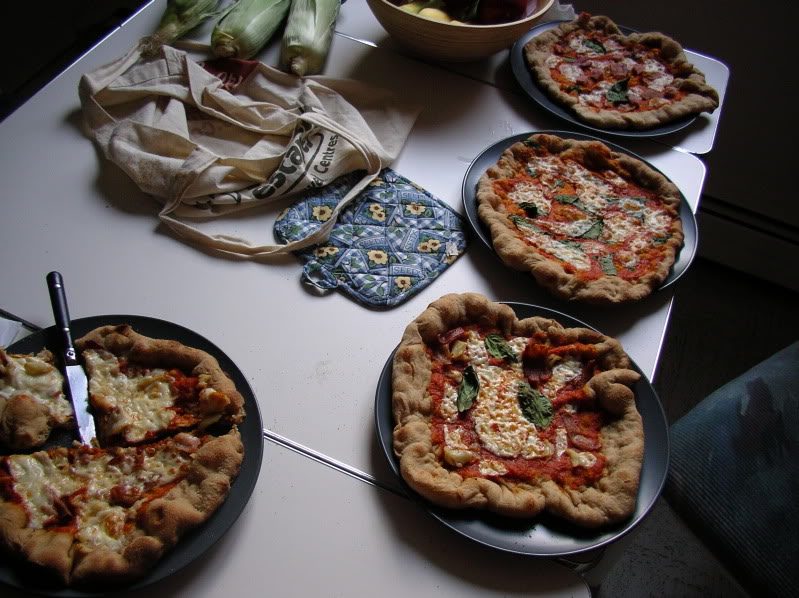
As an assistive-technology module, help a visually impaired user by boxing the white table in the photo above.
[0,1,726,595]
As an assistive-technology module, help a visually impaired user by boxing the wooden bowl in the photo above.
[366,0,555,62]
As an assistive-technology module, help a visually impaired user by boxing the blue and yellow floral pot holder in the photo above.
[274,168,468,307]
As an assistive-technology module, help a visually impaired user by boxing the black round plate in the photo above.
[510,20,697,138]
[1,315,264,596]
[461,130,698,292]
[374,302,669,557]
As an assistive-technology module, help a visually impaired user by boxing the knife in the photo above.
[46,271,97,446]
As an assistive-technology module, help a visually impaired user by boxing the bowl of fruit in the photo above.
[366,0,554,62]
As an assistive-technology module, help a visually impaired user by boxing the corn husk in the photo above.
[142,0,231,56]
[211,0,291,59]
[279,0,341,76]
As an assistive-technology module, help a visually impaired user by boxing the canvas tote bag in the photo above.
[78,40,420,257]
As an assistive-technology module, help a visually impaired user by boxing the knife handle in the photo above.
[46,271,78,366]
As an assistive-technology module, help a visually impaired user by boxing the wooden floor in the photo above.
[593,257,799,597]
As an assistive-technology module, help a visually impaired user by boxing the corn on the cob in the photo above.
[279,0,341,76]
[211,0,291,59]
[143,0,229,55]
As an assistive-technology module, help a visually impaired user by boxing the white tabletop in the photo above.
[0,0,715,595]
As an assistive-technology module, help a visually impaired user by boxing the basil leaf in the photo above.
[518,202,539,217]
[583,39,606,54]
[563,57,577,63]
[606,78,630,104]
[523,140,541,149]
[553,179,566,189]
[600,255,617,276]
[518,381,554,429]
[572,199,596,215]
[509,214,540,231]
[525,167,539,178]
[581,220,604,239]
[457,365,479,412]
[485,334,518,362]
[653,235,671,245]
[561,239,584,251]
[554,194,579,204]
[566,85,583,93]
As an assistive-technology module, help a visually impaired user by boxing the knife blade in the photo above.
[46,271,97,446]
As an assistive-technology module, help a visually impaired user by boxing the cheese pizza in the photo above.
[76,325,246,446]
[525,13,719,130]
[0,429,242,585]
[476,133,684,304]
[0,325,247,587]
[392,293,643,527]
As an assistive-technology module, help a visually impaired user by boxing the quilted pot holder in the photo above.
[273,168,468,307]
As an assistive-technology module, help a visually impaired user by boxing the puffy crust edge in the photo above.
[524,13,720,130]
[392,293,644,527]
[75,325,246,442]
[475,133,684,305]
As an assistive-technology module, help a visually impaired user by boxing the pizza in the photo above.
[0,348,73,450]
[476,133,684,304]
[0,325,246,587]
[0,429,242,585]
[524,13,719,130]
[392,293,644,527]
[76,325,246,446]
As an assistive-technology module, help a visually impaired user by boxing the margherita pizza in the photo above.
[0,325,246,587]
[525,13,719,130]
[476,133,684,304]
[392,293,643,527]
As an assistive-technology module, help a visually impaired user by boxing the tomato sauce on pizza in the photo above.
[426,325,610,490]
[544,22,687,114]
[490,138,679,282]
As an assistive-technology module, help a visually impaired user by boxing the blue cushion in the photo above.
[273,168,468,307]
[666,341,799,597]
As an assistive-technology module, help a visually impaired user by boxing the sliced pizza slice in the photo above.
[75,325,245,447]
[0,348,73,450]
[0,428,243,585]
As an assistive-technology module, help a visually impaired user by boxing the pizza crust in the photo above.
[476,133,684,304]
[392,293,644,527]
[76,325,246,445]
[525,14,719,130]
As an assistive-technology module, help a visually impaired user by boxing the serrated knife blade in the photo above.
[46,271,96,446]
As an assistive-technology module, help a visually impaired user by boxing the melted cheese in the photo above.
[465,332,554,459]
[566,448,598,468]
[603,211,640,244]
[540,358,583,400]
[558,62,583,83]
[0,353,72,423]
[642,207,672,236]
[6,439,196,550]
[478,460,508,477]
[83,350,175,443]
[508,181,551,215]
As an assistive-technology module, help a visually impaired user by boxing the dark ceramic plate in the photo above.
[375,302,669,557]
[510,20,697,138]
[461,130,698,291]
[1,315,263,596]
